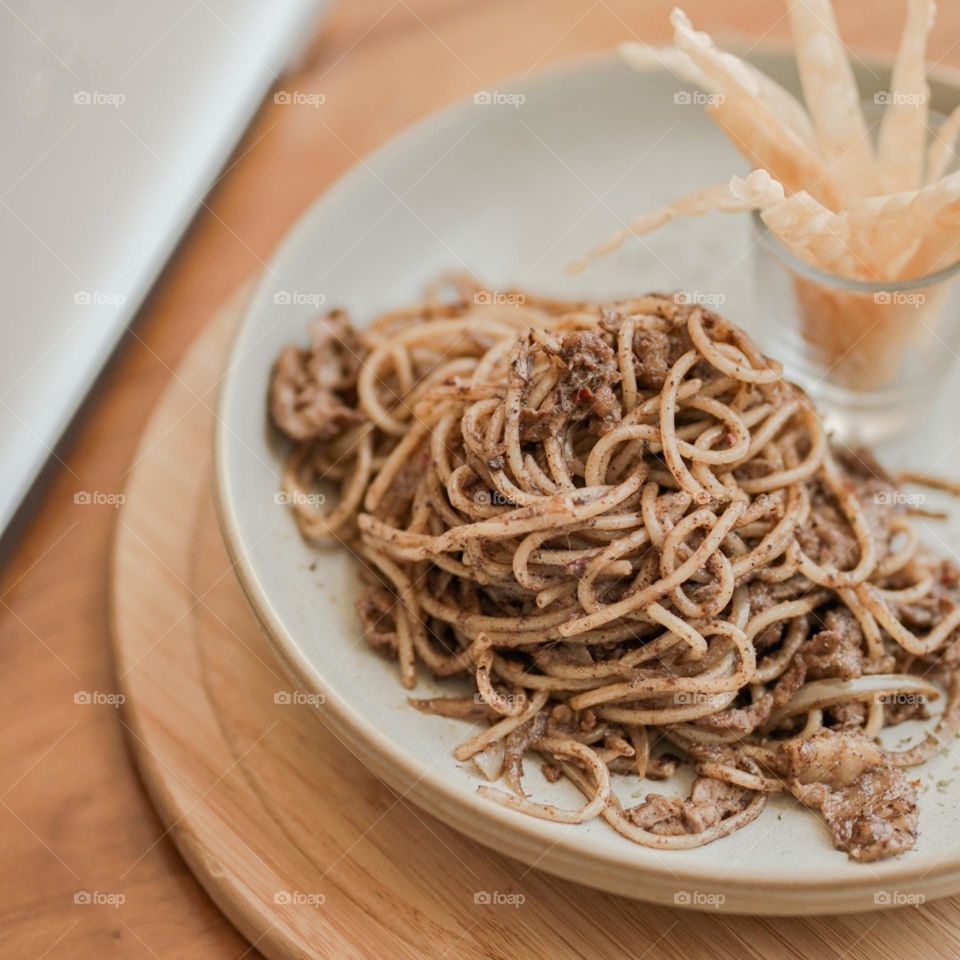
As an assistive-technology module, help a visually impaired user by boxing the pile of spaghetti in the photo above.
[270,281,960,861]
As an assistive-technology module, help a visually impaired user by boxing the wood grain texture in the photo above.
[111,290,960,960]
[5,0,960,956]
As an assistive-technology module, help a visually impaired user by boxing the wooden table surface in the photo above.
[4,1,960,956]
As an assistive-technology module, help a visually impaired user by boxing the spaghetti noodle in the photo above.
[269,280,960,861]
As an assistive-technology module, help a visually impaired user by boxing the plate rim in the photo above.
[213,48,960,913]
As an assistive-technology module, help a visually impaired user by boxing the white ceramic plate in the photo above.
[216,51,960,914]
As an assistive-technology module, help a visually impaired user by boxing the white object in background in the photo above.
[0,0,328,534]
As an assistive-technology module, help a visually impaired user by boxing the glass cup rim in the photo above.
[751,209,960,292]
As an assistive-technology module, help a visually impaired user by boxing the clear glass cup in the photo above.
[750,211,960,446]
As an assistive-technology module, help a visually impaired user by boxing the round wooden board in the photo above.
[110,290,960,960]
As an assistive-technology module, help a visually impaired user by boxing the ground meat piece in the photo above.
[625,793,686,831]
[632,327,672,389]
[772,655,808,707]
[645,753,680,780]
[625,777,750,835]
[783,729,918,861]
[557,331,622,432]
[658,301,698,361]
[579,709,598,733]
[901,556,960,633]
[519,406,563,442]
[699,656,806,735]
[803,608,863,680]
[792,767,919,862]
[546,703,575,732]
[541,763,562,783]
[939,557,960,592]
[831,450,897,551]
[374,447,429,523]
[796,458,901,574]
[683,777,750,832]
[910,557,960,667]
[747,579,784,649]
[796,493,860,572]
[827,701,867,730]
[270,310,366,442]
[747,579,774,608]
[697,692,772,735]
[820,768,918,862]
[667,324,695,364]
[598,304,625,333]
